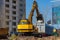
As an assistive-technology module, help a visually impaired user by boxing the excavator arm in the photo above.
[36,7,44,22]
[28,0,44,24]
[28,1,37,24]
[35,1,44,22]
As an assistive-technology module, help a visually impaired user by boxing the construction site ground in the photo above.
[13,36,60,40]
[0,36,60,40]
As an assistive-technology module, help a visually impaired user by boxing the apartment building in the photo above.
[0,0,26,33]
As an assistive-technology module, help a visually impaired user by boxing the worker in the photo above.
[52,28,59,36]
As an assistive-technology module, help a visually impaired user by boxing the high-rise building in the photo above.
[52,6,60,24]
[0,0,26,32]
[51,1,60,29]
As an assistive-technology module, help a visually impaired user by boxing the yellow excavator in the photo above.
[10,0,58,38]
[17,0,36,33]
[16,0,45,37]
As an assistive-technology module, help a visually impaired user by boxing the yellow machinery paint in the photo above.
[17,20,33,32]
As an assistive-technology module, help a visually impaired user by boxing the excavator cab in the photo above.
[19,20,29,24]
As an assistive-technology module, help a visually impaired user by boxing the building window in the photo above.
[12,22,16,26]
[5,4,9,8]
[6,15,9,19]
[12,0,16,3]
[6,0,9,2]
[20,0,23,1]
[20,4,23,7]
[12,5,16,9]
[6,21,9,25]
[5,10,9,13]
[12,11,16,15]
[12,16,16,20]
[20,9,23,12]
[20,14,23,17]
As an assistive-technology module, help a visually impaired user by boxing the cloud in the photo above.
[50,0,60,2]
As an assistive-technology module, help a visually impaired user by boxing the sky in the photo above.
[26,0,60,29]
[26,0,52,23]
[26,0,60,23]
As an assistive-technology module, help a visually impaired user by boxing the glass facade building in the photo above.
[52,6,60,24]
[51,1,60,29]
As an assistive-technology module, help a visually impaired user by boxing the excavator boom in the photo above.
[28,1,37,24]
[28,0,44,23]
